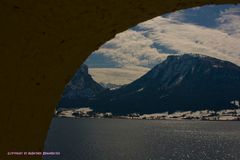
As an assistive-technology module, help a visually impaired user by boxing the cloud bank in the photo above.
[136,16,240,65]
[86,5,240,69]
[91,30,168,68]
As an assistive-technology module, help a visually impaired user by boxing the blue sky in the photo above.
[85,4,240,69]
[162,5,237,28]
[82,4,240,85]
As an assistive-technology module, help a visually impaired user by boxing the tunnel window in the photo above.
[56,4,240,114]
[84,4,239,89]
[45,4,240,160]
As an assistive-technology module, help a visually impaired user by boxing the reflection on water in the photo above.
[44,118,240,160]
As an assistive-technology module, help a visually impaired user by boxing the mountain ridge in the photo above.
[58,54,240,115]
[58,64,105,107]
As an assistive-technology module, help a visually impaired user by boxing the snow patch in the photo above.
[137,88,144,92]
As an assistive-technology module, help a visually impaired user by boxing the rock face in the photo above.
[58,64,105,108]
[58,55,240,115]
[90,54,240,114]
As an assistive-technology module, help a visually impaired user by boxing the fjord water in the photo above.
[44,118,240,160]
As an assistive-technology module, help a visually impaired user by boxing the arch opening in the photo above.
[44,4,240,160]
[57,4,240,114]
[3,1,240,159]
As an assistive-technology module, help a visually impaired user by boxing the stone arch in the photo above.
[1,0,239,159]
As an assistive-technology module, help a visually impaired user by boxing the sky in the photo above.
[84,4,240,85]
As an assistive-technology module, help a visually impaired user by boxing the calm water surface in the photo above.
[44,118,240,160]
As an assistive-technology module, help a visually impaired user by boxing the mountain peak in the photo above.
[58,54,240,114]
[91,54,240,114]
[164,54,238,67]
[164,54,223,64]
[58,64,105,108]
[151,54,239,76]
[77,64,89,75]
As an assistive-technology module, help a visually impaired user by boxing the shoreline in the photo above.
[55,108,240,121]
[54,115,240,122]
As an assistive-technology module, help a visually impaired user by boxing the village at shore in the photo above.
[55,107,240,121]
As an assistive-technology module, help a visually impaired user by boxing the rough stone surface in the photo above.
[0,0,239,159]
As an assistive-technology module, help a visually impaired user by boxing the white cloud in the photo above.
[86,6,240,85]
[217,7,240,38]
[164,10,186,22]
[135,16,240,65]
[92,30,168,68]
[89,7,240,71]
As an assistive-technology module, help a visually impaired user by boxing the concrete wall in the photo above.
[1,0,239,159]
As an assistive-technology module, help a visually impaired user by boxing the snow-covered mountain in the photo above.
[58,54,240,114]
[58,64,105,108]
[89,54,240,114]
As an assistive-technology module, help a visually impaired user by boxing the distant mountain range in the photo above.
[58,54,240,115]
